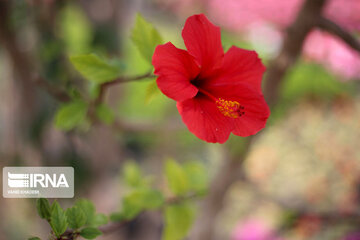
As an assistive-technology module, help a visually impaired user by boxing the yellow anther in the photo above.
[216,98,244,118]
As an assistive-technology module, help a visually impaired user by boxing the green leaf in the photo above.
[282,61,353,101]
[131,13,163,63]
[165,159,189,196]
[65,206,86,230]
[54,100,88,131]
[95,104,115,125]
[50,201,68,238]
[145,80,160,104]
[90,213,108,227]
[74,199,96,225]
[110,212,127,222]
[121,188,164,220]
[163,203,195,240]
[183,161,208,193]
[28,237,41,240]
[70,54,121,84]
[58,5,92,54]
[36,198,51,220]
[80,227,102,239]
[123,161,143,187]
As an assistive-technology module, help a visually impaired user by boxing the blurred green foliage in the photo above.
[70,54,122,84]
[163,203,195,240]
[281,61,354,101]
[58,5,92,54]
[131,14,164,63]
[54,100,88,131]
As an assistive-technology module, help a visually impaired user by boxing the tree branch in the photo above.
[317,17,360,54]
[95,72,155,104]
[33,76,71,102]
[264,0,328,107]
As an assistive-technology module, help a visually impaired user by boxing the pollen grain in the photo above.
[216,98,245,118]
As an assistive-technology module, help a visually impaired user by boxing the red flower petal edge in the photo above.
[152,14,270,143]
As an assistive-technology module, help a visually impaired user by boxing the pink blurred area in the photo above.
[160,0,360,80]
[208,0,360,31]
[232,219,283,240]
[304,30,360,79]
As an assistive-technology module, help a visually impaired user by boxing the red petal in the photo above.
[177,95,233,143]
[232,92,270,137]
[152,42,200,101]
[182,14,224,77]
[207,46,266,94]
[205,83,270,137]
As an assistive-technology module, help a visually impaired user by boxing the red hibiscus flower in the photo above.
[152,14,270,143]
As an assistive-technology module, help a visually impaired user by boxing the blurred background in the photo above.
[0,0,360,239]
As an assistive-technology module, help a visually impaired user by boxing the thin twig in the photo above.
[95,72,155,104]
[33,76,71,102]
[317,17,360,54]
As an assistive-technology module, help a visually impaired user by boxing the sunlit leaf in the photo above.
[145,80,160,104]
[70,54,121,84]
[131,13,163,63]
[74,199,96,225]
[90,213,108,227]
[123,161,143,187]
[50,201,68,238]
[58,5,92,54]
[95,104,115,125]
[165,159,189,196]
[54,100,88,131]
[121,188,164,220]
[183,161,208,193]
[66,206,86,230]
[80,227,102,239]
[163,202,195,240]
[36,198,51,221]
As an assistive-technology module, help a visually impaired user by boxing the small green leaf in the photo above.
[163,203,195,240]
[95,104,115,125]
[54,100,88,131]
[28,237,41,240]
[131,13,163,63]
[145,80,160,104]
[70,54,121,84]
[90,213,108,227]
[66,206,86,229]
[110,212,127,222]
[165,159,189,196]
[50,201,68,238]
[80,227,102,239]
[74,199,96,225]
[123,161,143,187]
[58,5,92,54]
[183,161,208,193]
[121,188,164,220]
[36,198,51,220]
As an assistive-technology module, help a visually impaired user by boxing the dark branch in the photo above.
[264,0,328,107]
[33,76,71,102]
[95,72,155,104]
[317,17,360,54]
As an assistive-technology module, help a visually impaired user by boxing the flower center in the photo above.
[216,98,244,118]
[198,88,245,119]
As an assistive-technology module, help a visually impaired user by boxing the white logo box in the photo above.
[3,167,74,198]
